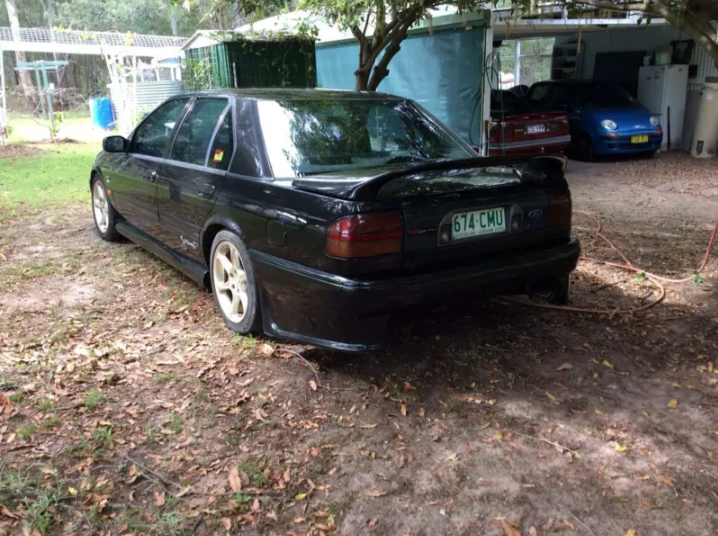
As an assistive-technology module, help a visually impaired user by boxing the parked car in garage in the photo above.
[90,89,579,351]
[487,90,571,156]
[527,80,663,160]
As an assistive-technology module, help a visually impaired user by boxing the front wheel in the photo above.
[91,177,121,241]
[210,230,262,334]
[575,134,596,162]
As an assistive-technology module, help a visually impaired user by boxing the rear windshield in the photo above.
[579,84,637,109]
[256,98,474,178]
[491,91,533,115]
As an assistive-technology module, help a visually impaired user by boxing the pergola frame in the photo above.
[0,27,186,143]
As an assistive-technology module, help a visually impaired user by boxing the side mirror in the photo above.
[103,135,127,153]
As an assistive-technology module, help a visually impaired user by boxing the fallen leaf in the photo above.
[308,380,317,391]
[366,489,387,497]
[625,530,636,536]
[554,521,575,532]
[228,466,242,493]
[259,343,274,356]
[557,363,573,371]
[498,518,521,536]
[68,487,78,496]
[667,399,678,408]
[221,518,231,531]
[359,424,377,429]
[529,527,538,536]
[545,391,557,402]
[544,517,554,530]
[488,399,497,406]
[295,492,309,501]
[400,404,407,417]
[658,475,674,487]
[602,360,614,369]
[404,382,415,390]
[614,443,629,452]
[594,409,603,415]
[154,491,166,507]
[418,408,425,417]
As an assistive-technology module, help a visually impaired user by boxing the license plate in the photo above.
[631,135,649,143]
[452,208,506,240]
[526,124,547,134]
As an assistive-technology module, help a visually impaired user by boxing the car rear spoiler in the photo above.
[346,154,568,200]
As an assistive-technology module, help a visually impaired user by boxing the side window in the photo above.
[170,98,228,166]
[129,98,189,157]
[548,86,571,108]
[208,111,233,171]
[528,84,549,105]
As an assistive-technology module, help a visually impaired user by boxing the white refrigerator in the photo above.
[637,65,689,150]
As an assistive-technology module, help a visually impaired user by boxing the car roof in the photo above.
[534,80,613,87]
[175,88,405,101]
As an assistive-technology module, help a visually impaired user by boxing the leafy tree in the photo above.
[297,0,485,90]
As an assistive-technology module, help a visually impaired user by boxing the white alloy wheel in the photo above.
[213,241,249,323]
[93,181,110,233]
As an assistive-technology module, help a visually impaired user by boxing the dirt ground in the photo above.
[1,152,717,536]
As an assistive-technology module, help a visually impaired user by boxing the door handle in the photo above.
[147,171,157,182]
[197,185,215,199]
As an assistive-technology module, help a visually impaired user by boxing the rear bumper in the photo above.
[489,134,571,156]
[252,237,580,352]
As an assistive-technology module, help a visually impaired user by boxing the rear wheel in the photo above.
[91,177,121,241]
[575,134,596,162]
[210,230,262,334]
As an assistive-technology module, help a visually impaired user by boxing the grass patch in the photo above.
[154,372,181,384]
[167,412,184,434]
[0,143,100,211]
[84,388,106,409]
[238,459,269,488]
[17,423,38,440]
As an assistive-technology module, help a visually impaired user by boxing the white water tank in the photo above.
[690,77,718,158]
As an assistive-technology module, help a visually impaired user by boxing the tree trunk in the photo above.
[233,1,243,28]
[5,0,33,96]
[355,71,369,91]
[170,14,178,36]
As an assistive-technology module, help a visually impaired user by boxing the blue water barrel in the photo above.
[89,97,114,130]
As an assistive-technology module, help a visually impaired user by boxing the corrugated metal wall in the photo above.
[108,80,182,123]
[184,41,317,90]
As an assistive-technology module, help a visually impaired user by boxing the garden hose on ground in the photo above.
[505,210,718,315]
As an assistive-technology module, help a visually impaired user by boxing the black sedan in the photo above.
[91,89,579,351]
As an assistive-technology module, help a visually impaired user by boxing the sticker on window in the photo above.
[213,149,225,163]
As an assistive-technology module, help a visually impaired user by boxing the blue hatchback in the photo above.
[527,81,663,160]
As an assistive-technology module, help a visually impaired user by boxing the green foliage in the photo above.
[84,388,106,409]
[182,58,213,91]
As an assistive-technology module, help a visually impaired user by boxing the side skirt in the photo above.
[115,221,209,287]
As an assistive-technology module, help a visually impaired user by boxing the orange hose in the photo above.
[506,211,717,316]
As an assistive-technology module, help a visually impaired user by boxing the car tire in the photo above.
[91,177,121,242]
[576,134,596,162]
[546,274,571,305]
[210,230,262,334]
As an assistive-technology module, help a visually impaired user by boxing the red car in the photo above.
[486,90,571,156]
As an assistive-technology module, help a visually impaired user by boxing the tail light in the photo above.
[546,191,572,227]
[326,212,404,258]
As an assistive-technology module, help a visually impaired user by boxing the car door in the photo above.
[155,97,233,263]
[109,98,191,236]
